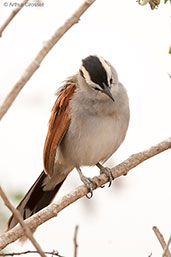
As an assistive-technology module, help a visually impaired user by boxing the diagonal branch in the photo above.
[0,187,47,257]
[0,137,170,250]
[0,0,96,121]
[0,0,28,37]
[162,236,171,257]
[153,226,171,257]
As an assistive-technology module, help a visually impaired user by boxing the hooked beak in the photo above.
[102,83,115,102]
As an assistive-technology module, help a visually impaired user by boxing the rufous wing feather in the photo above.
[43,82,76,177]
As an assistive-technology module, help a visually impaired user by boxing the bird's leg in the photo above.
[76,167,97,199]
[96,163,114,187]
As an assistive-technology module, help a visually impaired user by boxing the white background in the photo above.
[0,0,171,256]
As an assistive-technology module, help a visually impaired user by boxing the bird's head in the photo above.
[79,55,118,102]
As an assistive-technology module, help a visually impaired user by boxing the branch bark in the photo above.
[0,250,62,256]
[153,226,171,257]
[0,0,28,37]
[0,187,47,257]
[0,137,170,250]
[0,0,96,121]
[162,236,171,257]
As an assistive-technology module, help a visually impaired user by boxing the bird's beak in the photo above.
[102,83,115,102]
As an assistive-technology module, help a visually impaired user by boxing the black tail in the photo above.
[7,171,65,231]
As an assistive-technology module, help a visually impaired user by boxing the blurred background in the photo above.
[0,0,171,256]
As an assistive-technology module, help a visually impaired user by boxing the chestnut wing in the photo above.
[43,84,76,176]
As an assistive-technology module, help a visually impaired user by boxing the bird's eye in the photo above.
[110,78,113,84]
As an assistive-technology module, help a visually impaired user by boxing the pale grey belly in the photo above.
[59,115,125,167]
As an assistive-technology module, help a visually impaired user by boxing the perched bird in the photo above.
[7,55,130,230]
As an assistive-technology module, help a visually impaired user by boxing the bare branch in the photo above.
[153,226,168,251]
[0,0,96,121]
[0,137,170,250]
[0,250,62,257]
[162,236,171,257]
[73,225,79,257]
[153,226,171,257]
[0,0,28,37]
[0,187,47,257]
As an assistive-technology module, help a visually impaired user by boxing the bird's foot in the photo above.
[100,167,114,187]
[76,167,97,199]
[96,163,114,187]
[80,175,97,199]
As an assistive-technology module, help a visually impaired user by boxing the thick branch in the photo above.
[0,0,96,120]
[0,137,170,250]
[0,187,47,257]
[0,0,28,37]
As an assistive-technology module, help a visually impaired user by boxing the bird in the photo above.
[7,55,130,231]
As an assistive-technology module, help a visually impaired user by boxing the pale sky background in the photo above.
[0,0,171,256]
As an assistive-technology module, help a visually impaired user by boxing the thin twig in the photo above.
[153,226,171,257]
[0,250,63,257]
[0,187,47,257]
[73,225,79,257]
[0,0,28,37]
[162,236,171,257]
[153,226,167,251]
[0,137,170,250]
[0,0,96,121]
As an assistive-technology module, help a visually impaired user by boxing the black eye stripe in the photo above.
[79,69,85,79]
[93,87,101,91]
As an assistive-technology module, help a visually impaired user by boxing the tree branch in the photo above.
[162,236,171,257]
[73,225,79,257]
[0,187,47,257]
[0,0,28,37]
[0,137,170,250]
[0,250,62,257]
[0,0,96,121]
[153,226,171,257]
